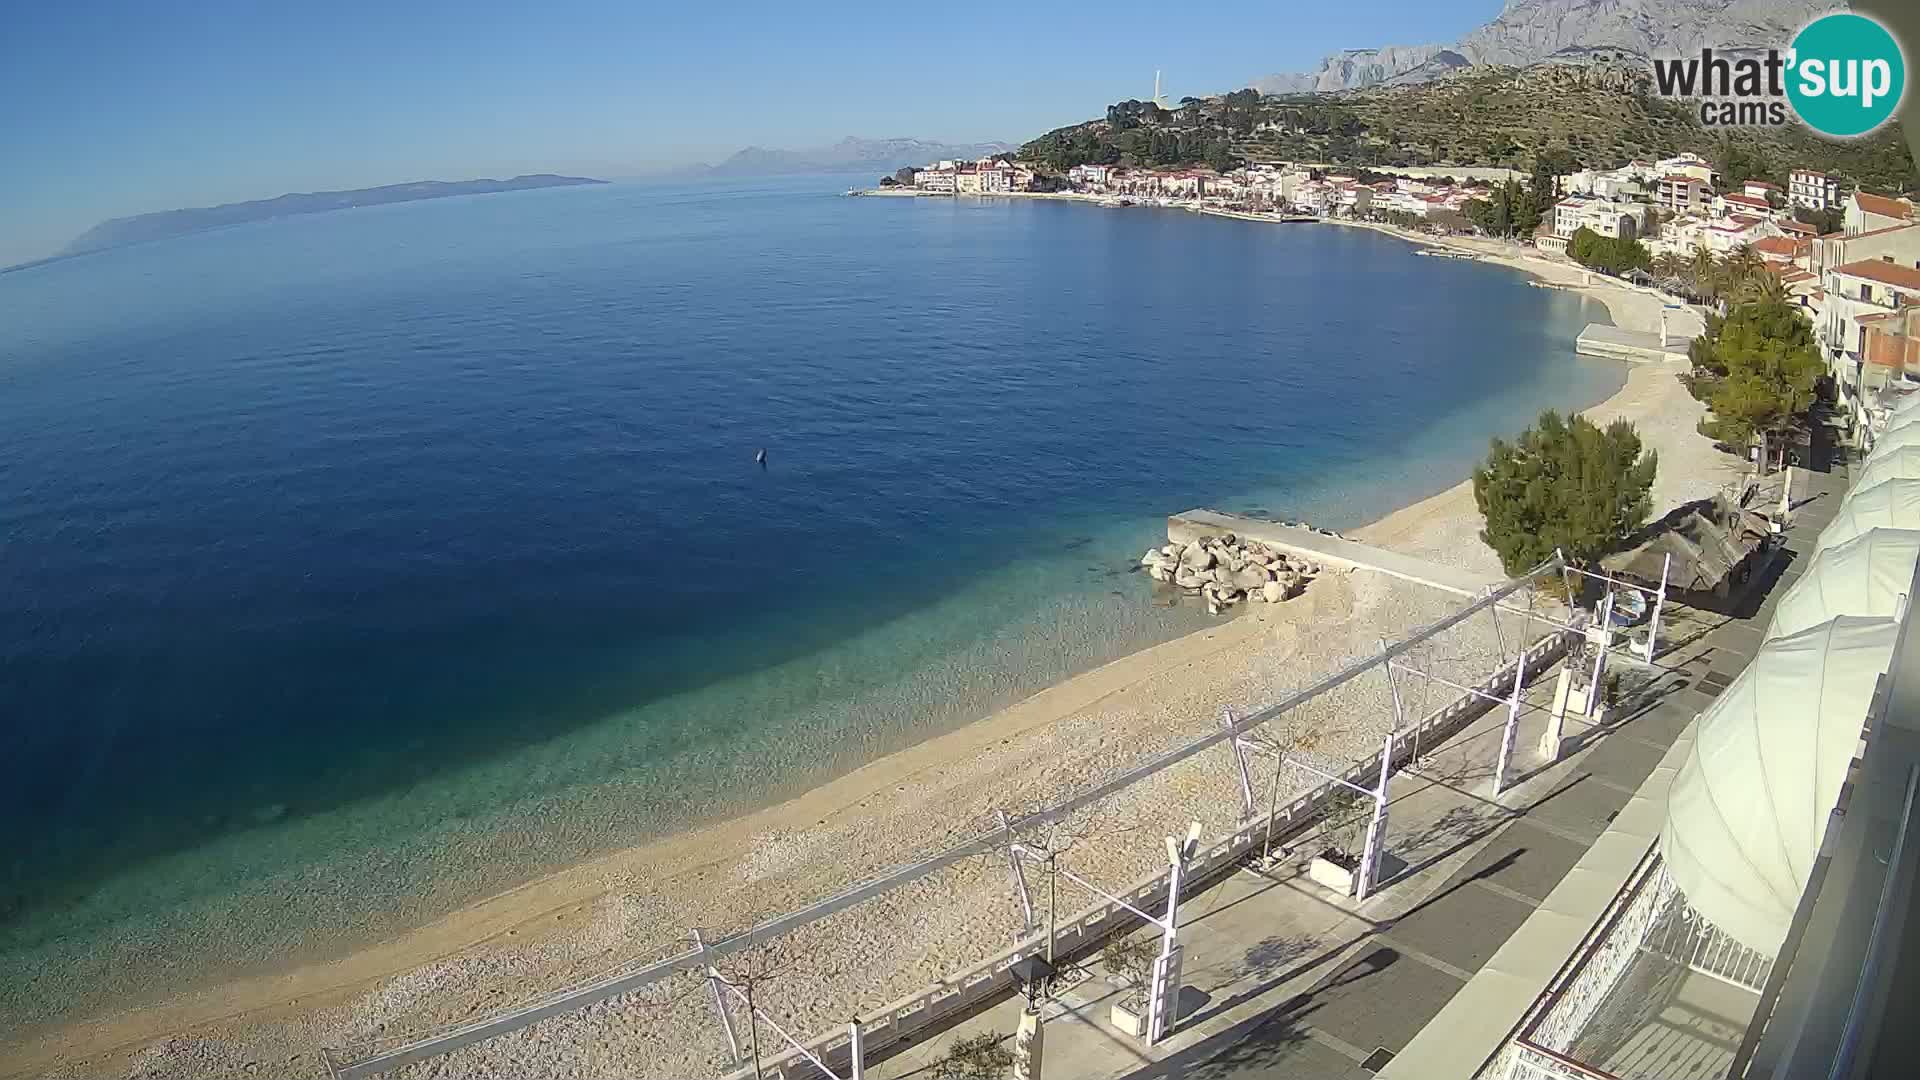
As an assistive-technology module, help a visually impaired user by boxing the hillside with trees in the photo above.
[1020,64,1917,195]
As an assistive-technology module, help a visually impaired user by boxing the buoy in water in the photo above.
[755,448,767,467]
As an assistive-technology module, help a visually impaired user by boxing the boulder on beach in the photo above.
[1231,566,1271,591]
[1178,542,1214,571]
[1262,581,1286,604]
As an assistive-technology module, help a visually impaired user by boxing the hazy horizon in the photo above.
[1,0,1500,266]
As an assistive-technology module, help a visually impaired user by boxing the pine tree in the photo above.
[1473,411,1660,576]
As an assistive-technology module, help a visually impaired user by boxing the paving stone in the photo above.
[1297,944,1466,1053]
[1454,819,1592,904]
[1382,884,1535,976]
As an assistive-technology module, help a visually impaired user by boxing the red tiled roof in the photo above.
[1779,220,1819,236]
[1855,192,1915,219]
[1754,236,1802,257]
[1835,222,1920,242]
[1660,174,1705,185]
[1833,259,1920,291]
[1729,214,1766,227]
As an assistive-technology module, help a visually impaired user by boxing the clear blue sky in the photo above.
[0,0,1497,266]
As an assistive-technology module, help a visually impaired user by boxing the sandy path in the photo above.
[1344,222,1738,576]
[11,223,1738,1080]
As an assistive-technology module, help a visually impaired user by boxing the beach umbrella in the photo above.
[1816,479,1920,555]
[1763,527,1920,641]
[1852,445,1920,495]
[1660,615,1899,955]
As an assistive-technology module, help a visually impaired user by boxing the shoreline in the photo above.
[7,206,1732,1080]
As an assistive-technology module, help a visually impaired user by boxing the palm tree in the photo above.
[1651,252,1689,286]
[1722,244,1765,295]
[1689,245,1721,302]
[1740,270,1790,306]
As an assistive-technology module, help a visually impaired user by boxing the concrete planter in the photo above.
[1110,997,1148,1037]
[1309,850,1359,896]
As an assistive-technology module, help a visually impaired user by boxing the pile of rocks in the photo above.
[1139,534,1319,615]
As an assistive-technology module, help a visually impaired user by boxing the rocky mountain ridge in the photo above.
[1251,0,1836,94]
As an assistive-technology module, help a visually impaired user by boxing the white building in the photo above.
[1656,153,1715,184]
[1718,191,1778,219]
[1790,168,1843,211]
[914,168,956,194]
[1656,174,1714,215]
[1551,195,1640,240]
[1566,167,1648,201]
[1846,192,1917,236]
[1067,164,1115,189]
[1822,258,1920,428]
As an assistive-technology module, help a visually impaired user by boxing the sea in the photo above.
[0,175,1623,1035]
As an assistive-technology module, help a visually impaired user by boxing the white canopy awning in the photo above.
[1853,445,1920,494]
[1814,479,1920,556]
[1868,415,1920,459]
[1887,392,1920,425]
[1660,616,1899,955]
[1764,528,1920,641]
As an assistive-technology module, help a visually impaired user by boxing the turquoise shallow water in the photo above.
[0,176,1622,1031]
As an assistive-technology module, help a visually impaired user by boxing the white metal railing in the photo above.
[1482,850,1674,1080]
[1642,892,1775,993]
[732,630,1572,1080]
[1529,856,1676,1054]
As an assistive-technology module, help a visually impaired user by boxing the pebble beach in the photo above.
[7,224,1743,1080]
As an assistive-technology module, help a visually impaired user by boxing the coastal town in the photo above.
[881,149,1920,457]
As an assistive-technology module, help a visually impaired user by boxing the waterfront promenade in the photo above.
[870,462,1846,1080]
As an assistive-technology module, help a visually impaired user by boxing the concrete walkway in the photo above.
[868,464,1845,1080]
[1168,510,1501,597]
[1576,324,1690,364]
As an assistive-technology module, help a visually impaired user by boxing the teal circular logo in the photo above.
[1786,13,1906,138]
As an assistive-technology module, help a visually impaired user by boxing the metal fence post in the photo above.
[1357,729,1395,901]
[1223,707,1256,818]
[998,810,1035,936]
[695,929,743,1064]
[1494,643,1529,796]
[1643,552,1671,662]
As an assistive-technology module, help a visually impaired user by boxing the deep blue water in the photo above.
[0,176,1621,1029]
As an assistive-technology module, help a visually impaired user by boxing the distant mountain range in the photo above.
[1250,0,1831,93]
[60,174,607,258]
[693,137,1016,177]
